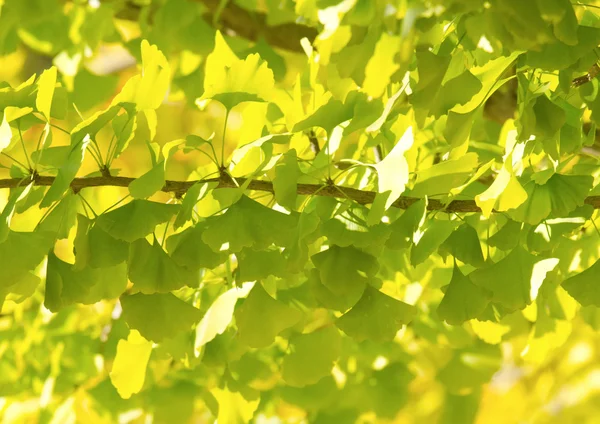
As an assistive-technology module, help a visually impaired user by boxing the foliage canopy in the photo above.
[3,0,600,422]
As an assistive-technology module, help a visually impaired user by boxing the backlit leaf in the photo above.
[336,286,416,341]
[110,330,153,399]
[120,292,203,342]
[235,283,303,348]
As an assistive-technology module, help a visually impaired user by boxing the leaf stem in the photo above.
[17,122,32,171]
[221,109,230,167]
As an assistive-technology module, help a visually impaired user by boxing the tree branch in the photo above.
[110,0,317,52]
[2,175,600,213]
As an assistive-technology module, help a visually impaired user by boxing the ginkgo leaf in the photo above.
[37,192,77,239]
[96,200,179,242]
[211,387,260,424]
[437,344,502,394]
[173,181,217,229]
[202,196,297,252]
[113,40,170,110]
[0,183,32,243]
[128,238,196,294]
[166,223,227,271]
[236,248,287,282]
[36,66,57,120]
[439,224,485,267]
[437,264,491,325]
[40,136,90,207]
[234,283,302,348]
[194,282,254,354]
[292,96,355,137]
[110,330,153,399]
[73,217,130,269]
[469,247,559,310]
[336,286,416,341]
[320,218,391,250]
[120,292,203,342]
[45,253,127,312]
[368,362,414,418]
[0,114,12,153]
[410,153,479,197]
[273,149,300,210]
[282,326,341,387]
[411,220,460,266]
[0,230,54,288]
[386,198,427,250]
[510,174,593,224]
[362,33,401,98]
[475,167,528,218]
[128,161,166,199]
[368,126,414,224]
[200,31,274,111]
[311,245,378,304]
[562,259,600,307]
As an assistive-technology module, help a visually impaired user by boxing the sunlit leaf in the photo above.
[235,283,302,348]
[110,330,153,399]
[282,326,341,387]
[120,292,203,342]
[336,286,416,341]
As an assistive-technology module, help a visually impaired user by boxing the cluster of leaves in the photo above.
[3,0,600,422]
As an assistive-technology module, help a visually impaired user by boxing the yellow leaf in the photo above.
[109,330,152,399]
[36,66,57,120]
[211,387,260,424]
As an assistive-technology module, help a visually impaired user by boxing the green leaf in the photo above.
[202,196,297,252]
[336,286,416,341]
[166,223,227,271]
[437,264,491,325]
[311,245,378,307]
[411,220,460,267]
[437,344,502,394]
[44,252,127,312]
[533,95,566,139]
[40,136,90,207]
[273,149,300,210]
[110,330,153,400]
[292,96,355,137]
[200,31,274,111]
[0,183,32,243]
[194,283,253,353]
[38,192,78,239]
[0,230,53,289]
[386,198,427,250]
[128,161,166,199]
[236,248,287,282]
[96,200,179,243]
[173,181,217,229]
[410,153,479,197]
[469,247,559,310]
[120,292,203,342]
[282,326,341,387]
[35,66,57,120]
[510,174,593,224]
[235,283,302,348]
[128,238,196,294]
[475,167,528,218]
[562,259,600,307]
[439,224,485,267]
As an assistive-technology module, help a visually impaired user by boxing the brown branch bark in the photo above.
[3,175,600,213]
[110,0,317,52]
